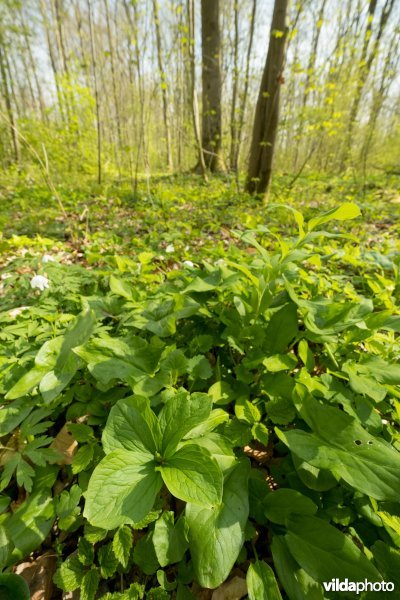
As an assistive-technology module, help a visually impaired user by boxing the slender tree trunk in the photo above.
[0,40,20,164]
[246,0,289,194]
[39,0,65,122]
[234,0,257,174]
[19,8,48,123]
[340,0,394,169]
[87,0,102,184]
[152,0,173,171]
[104,0,123,162]
[229,1,239,171]
[187,0,207,179]
[201,0,224,171]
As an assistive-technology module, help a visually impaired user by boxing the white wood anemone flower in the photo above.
[30,275,50,291]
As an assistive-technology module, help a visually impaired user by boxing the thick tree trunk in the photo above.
[201,0,224,172]
[246,0,288,194]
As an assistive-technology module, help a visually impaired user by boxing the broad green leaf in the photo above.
[263,354,297,372]
[109,275,135,300]
[285,281,373,335]
[277,393,400,501]
[371,541,400,587]
[56,309,96,371]
[189,433,237,473]
[264,303,298,355]
[307,203,361,231]
[271,537,325,600]
[102,396,161,455]
[78,537,94,566]
[84,449,162,529]
[5,491,55,564]
[247,561,283,600]
[186,459,250,588]
[98,543,118,578]
[0,527,12,570]
[81,568,100,600]
[264,489,317,525]
[153,512,188,567]
[53,554,85,592]
[285,515,381,583]
[0,399,33,436]
[133,531,159,575]
[159,391,212,457]
[113,525,133,568]
[0,573,30,600]
[5,366,47,400]
[160,444,223,507]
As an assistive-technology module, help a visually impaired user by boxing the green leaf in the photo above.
[98,542,118,578]
[247,561,283,600]
[71,443,94,474]
[5,366,47,400]
[285,515,381,583]
[53,554,85,592]
[264,304,298,355]
[264,353,298,372]
[307,203,361,231]
[113,526,133,568]
[235,398,261,424]
[81,568,100,600]
[84,449,162,528]
[0,528,13,570]
[0,400,33,436]
[0,573,31,600]
[102,396,161,455]
[56,309,96,371]
[159,391,212,456]
[109,275,135,300]
[153,512,188,567]
[277,392,400,501]
[133,531,159,575]
[264,489,317,525]
[160,444,222,507]
[186,459,250,588]
[271,536,325,600]
[5,491,55,564]
[78,536,94,566]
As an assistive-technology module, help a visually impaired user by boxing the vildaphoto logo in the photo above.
[323,579,395,594]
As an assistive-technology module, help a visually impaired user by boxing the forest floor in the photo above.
[1,172,399,267]
[1,172,400,600]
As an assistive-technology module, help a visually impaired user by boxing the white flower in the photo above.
[381,419,389,425]
[165,244,175,253]
[9,306,30,318]
[30,275,50,291]
[183,260,194,268]
[42,254,55,263]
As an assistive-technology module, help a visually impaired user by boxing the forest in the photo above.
[0,0,400,599]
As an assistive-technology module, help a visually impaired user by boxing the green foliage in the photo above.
[1,192,400,597]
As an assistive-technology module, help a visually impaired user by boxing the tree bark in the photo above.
[87,0,102,184]
[246,0,289,194]
[152,0,173,171]
[0,38,20,164]
[201,0,224,171]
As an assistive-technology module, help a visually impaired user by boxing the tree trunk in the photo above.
[201,0,224,172]
[187,0,207,179]
[233,0,257,174]
[152,0,173,171]
[340,0,394,170]
[87,0,102,184]
[246,0,289,194]
[0,38,20,164]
